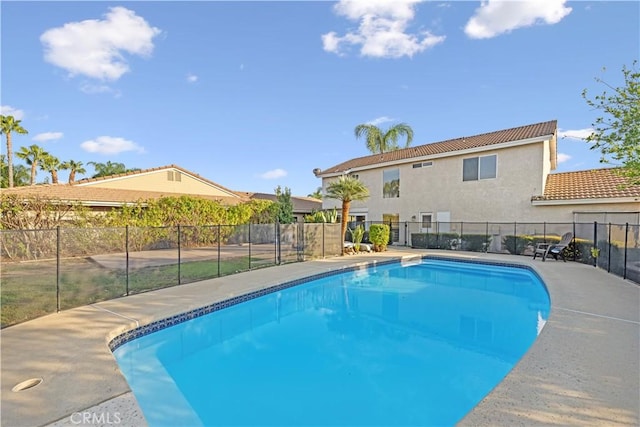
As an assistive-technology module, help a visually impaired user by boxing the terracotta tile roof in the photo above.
[317,120,557,174]
[535,168,640,200]
[1,183,248,206]
[74,164,240,198]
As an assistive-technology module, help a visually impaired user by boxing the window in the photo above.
[383,169,400,198]
[421,214,432,229]
[419,212,433,232]
[463,155,496,181]
[412,161,433,169]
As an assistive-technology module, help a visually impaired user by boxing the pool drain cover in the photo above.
[12,378,43,392]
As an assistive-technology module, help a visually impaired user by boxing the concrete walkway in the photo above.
[1,249,638,427]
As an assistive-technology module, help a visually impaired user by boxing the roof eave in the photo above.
[317,134,555,177]
[532,197,640,206]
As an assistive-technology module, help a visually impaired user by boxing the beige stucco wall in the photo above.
[82,169,237,198]
[321,140,639,225]
[323,142,549,222]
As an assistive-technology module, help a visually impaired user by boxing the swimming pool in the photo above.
[112,258,550,426]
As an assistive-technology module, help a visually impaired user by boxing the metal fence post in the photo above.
[275,221,280,265]
[485,222,489,251]
[607,223,612,273]
[217,224,221,277]
[125,225,130,295]
[623,223,629,280]
[593,222,598,267]
[177,225,182,285]
[56,226,61,313]
[572,222,576,261]
[248,223,252,270]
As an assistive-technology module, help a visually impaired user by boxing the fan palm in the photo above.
[0,115,28,188]
[16,144,49,185]
[354,122,414,154]
[89,161,129,178]
[61,160,87,183]
[325,175,369,253]
[40,154,63,184]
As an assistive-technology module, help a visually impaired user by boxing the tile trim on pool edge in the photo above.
[107,255,543,352]
[108,259,399,351]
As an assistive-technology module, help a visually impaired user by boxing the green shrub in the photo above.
[502,235,533,255]
[369,224,390,252]
[461,234,491,252]
[411,233,460,249]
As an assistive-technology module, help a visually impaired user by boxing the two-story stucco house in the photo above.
[314,120,640,245]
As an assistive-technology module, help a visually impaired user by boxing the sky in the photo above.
[1,1,638,196]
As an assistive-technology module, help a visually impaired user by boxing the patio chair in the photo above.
[533,232,573,262]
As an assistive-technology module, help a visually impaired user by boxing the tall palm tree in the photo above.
[354,122,414,154]
[40,153,63,184]
[16,144,48,185]
[0,115,29,188]
[325,175,369,253]
[61,160,86,183]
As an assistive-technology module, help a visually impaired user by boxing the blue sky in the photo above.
[2,1,638,196]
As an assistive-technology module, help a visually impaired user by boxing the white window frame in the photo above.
[419,212,433,233]
[463,155,496,181]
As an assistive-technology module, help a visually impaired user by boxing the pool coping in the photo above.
[1,249,638,427]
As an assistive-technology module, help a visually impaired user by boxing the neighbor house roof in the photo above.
[240,192,322,213]
[316,120,558,175]
[2,164,249,207]
[74,164,241,198]
[1,184,248,207]
[534,168,640,201]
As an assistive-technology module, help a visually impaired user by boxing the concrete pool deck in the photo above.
[1,249,638,427]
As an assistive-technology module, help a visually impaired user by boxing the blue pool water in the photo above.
[113,259,550,426]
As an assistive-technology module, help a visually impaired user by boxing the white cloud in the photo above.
[80,82,121,97]
[259,168,288,180]
[465,0,572,39]
[40,6,161,81]
[1,105,25,120]
[33,132,63,142]
[558,128,594,140]
[556,153,571,164]
[186,73,198,83]
[80,136,145,155]
[322,0,445,58]
[368,116,395,126]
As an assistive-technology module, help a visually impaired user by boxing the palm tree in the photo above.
[16,144,48,185]
[325,175,369,253]
[61,160,86,183]
[354,122,414,154]
[40,153,63,184]
[308,187,323,199]
[0,115,28,188]
[89,161,128,178]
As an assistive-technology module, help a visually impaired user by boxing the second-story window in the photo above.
[383,168,400,198]
[463,155,496,181]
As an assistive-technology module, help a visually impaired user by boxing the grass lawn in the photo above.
[1,255,274,328]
